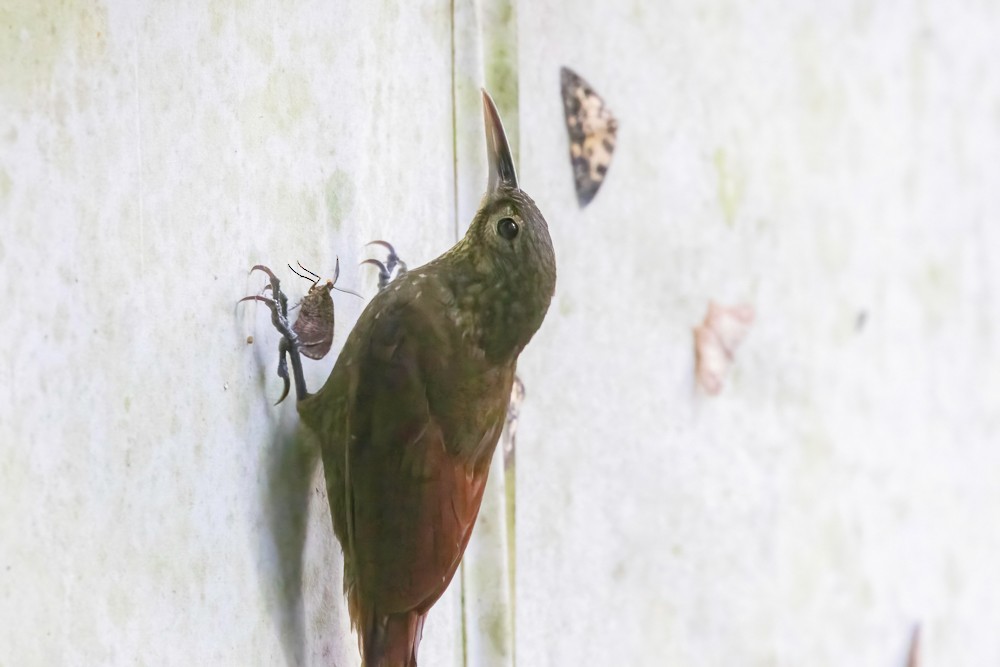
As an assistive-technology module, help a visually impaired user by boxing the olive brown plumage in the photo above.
[242,91,555,666]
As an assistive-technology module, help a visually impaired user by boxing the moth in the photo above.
[560,66,618,207]
[288,260,360,361]
[693,301,755,395]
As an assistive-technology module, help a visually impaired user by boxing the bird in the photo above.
[241,90,556,666]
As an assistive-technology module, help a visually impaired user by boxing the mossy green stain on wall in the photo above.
[481,600,511,658]
[325,169,355,232]
[913,260,958,331]
[240,70,316,145]
[558,292,575,317]
[713,147,744,227]
[481,0,519,163]
[480,6,519,642]
[0,1,108,111]
[792,20,849,172]
[0,169,11,209]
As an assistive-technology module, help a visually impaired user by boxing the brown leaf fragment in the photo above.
[693,301,755,395]
[905,624,920,667]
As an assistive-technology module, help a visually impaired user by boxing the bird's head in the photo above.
[445,91,557,359]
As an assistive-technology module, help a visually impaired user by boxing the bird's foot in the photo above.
[239,264,309,404]
[363,240,408,291]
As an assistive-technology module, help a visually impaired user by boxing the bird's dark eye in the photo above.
[496,217,519,241]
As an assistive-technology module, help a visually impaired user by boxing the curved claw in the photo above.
[359,258,388,272]
[360,258,391,292]
[239,264,309,403]
[249,264,281,283]
[246,265,288,317]
[365,239,408,277]
[238,294,276,306]
[365,239,397,254]
[273,339,291,405]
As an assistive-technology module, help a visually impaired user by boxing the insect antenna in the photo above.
[288,262,319,286]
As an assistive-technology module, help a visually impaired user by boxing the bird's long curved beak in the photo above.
[482,89,518,192]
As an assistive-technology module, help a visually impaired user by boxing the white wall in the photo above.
[2,1,1000,666]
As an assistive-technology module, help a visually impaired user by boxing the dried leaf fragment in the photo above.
[693,301,755,395]
[905,624,920,667]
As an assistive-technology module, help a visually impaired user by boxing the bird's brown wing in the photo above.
[345,295,490,617]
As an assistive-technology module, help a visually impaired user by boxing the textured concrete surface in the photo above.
[0,2,461,665]
[2,1,1000,666]
[517,2,1000,666]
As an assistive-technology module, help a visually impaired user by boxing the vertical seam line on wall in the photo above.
[450,0,460,243]
[451,4,469,662]
[133,36,145,272]
[450,2,470,663]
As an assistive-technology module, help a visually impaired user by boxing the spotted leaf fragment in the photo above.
[560,66,618,207]
[693,301,755,395]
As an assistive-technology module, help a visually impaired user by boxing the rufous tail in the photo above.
[362,611,425,667]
